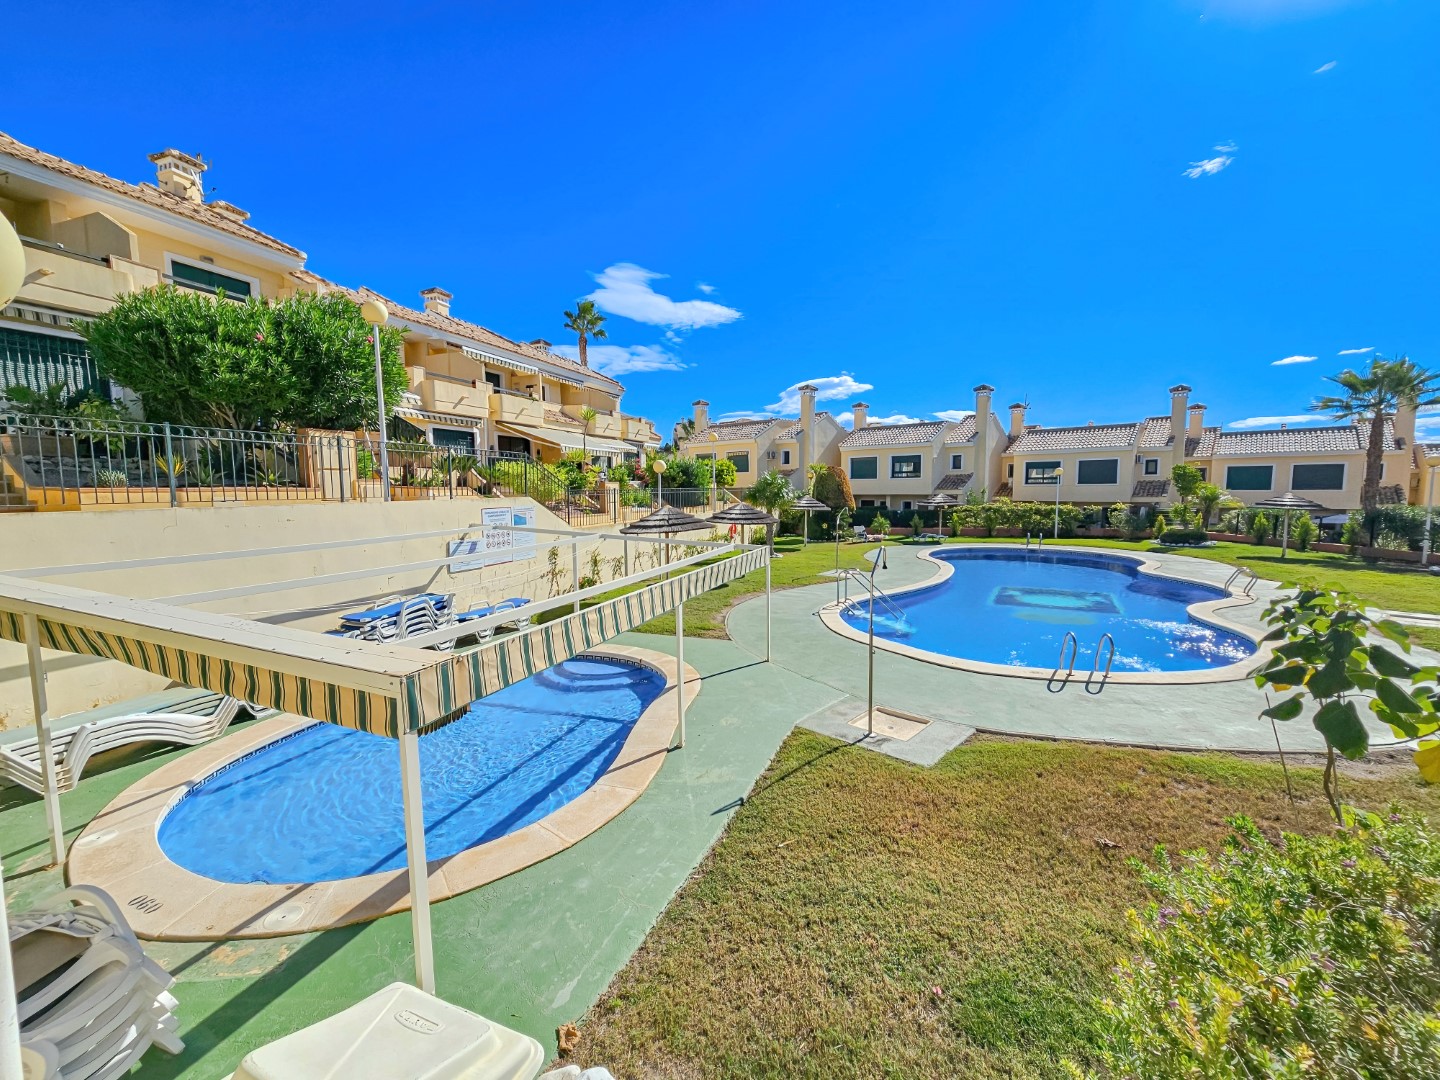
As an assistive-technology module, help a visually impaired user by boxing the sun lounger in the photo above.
[0,689,258,796]
[338,592,454,628]
[11,884,182,1079]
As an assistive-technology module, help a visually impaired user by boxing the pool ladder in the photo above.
[1024,532,1044,552]
[1223,566,1258,596]
[1051,632,1117,694]
[837,569,907,623]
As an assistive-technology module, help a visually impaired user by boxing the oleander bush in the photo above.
[1092,812,1440,1080]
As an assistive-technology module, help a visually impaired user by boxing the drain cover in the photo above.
[260,903,307,931]
[848,707,930,741]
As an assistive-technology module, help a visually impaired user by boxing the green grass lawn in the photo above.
[541,536,876,637]
[937,535,1440,614]
[570,732,1440,1078]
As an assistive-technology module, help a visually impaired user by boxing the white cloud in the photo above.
[870,413,924,425]
[764,374,874,415]
[835,411,854,430]
[696,282,716,295]
[1338,346,1374,355]
[717,410,771,422]
[1272,354,1318,366]
[1314,61,1337,74]
[663,330,682,345]
[1228,414,1325,429]
[934,409,975,422]
[552,343,686,376]
[1184,144,1237,178]
[586,263,741,330]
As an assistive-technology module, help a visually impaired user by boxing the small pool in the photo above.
[158,657,667,885]
[840,549,1255,673]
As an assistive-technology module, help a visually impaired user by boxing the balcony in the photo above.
[488,389,544,427]
[17,240,162,317]
[417,376,489,420]
[561,405,623,439]
[623,415,660,444]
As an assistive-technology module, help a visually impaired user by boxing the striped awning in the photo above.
[496,423,634,457]
[0,547,761,738]
[461,346,537,376]
[395,407,485,430]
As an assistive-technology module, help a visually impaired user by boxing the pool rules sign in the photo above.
[448,506,538,572]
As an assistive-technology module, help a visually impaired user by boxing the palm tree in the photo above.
[579,405,597,461]
[747,470,797,554]
[807,461,828,494]
[1313,356,1440,513]
[1193,481,1228,528]
[562,299,607,368]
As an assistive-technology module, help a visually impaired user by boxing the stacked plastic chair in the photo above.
[10,885,183,1078]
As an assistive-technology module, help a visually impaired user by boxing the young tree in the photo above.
[579,405,598,460]
[1314,356,1440,513]
[1170,463,1204,524]
[562,299,607,369]
[1192,481,1228,528]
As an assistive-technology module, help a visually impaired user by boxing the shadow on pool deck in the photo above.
[1,636,847,1076]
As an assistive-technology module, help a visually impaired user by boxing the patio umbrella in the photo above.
[1252,492,1326,559]
[620,502,711,568]
[790,495,830,546]
[919,492,959,537]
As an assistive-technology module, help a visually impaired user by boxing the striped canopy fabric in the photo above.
[0,546,764,738]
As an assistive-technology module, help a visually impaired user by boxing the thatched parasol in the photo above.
[708,503,780,550]
[790,495,831,546]
[1251,492,1327,559]
[620,503,711,534]
[918,492,959,538]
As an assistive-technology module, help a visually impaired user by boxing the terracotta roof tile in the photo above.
[692,416,786,442]
[935,473,973,491]
[1007,422,1140,453]
[777,412,835,439]
[943,416,978,443]
[839,421,947,449]
[1131,478,1171,499]
[0,130,304,259]
[1211,420,1395,456]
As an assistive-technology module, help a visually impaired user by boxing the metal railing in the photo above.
[1223,566,1258,596]
[837,568,908,623]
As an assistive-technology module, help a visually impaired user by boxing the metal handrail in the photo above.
[1223,566,1258,596]
[1024,532,1044,551]
[1054,631,1079,679]
[837,568,907,623]
[1086,633,1117,693]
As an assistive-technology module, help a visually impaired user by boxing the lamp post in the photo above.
[653,457,666,511]
[1053,466,1064,540]
[360,298,391,501]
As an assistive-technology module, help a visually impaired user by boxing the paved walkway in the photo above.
[726,542,1417,754]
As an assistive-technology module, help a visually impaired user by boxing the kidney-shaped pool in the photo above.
[158,657,667,885]
[839,548,1256,674]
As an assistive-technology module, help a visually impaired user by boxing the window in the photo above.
[850,456,879,480]
[1076,459,1119,485]
[859,499,875,507]
[483,372,502,390]
[1007,463,1014,478]
[1226,464,1274,491]
[430,428,475,451]
[726,451,750,473]
[1024,460,1062,484]
[169,259,253,298]
[0,327,104,400]
[1292,463,1345,490]
[900,501,913,511]
[1197,468,1207,480]
[781,449,791,465]
[950,453,964,470]
[891,455,922,479]
[1144,458,1160,476]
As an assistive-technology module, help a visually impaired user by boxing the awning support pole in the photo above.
[764,556,772,663]
[572,544,581,613]
[675,601,686,749]
[0,853,22,1080]
[23,613,64,866]
[399,730,435,994]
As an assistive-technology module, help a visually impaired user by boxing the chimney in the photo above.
[1187,403,1206,439]
[692,399,710,432]
[420,287,452,318]
[1009,401,1028,438]
[529,338,552,350]
[797,384,818,478]
[1395,402,1417,448]
[851,402,869,430]
[1169,384,1191,472]
[973,385,994,496]
[148,149,206,204]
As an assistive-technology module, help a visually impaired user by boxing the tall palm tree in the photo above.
[747,470,797,554]
[562,300,607,368]
[1313,356,1440,513]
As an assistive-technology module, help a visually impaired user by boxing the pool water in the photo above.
[159,658,667,885]
[841,549,1254,673]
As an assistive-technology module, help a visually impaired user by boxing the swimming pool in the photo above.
[838,548,1255,674]
[158,657,667,885]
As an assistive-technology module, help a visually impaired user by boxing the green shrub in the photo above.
[1289,512,1316,551]
[1249,509,1272,544]
[1094,812,1440,1079]
[1156,528,1207,545]
[811,465,855,512]
[872,513,890,535]
[1152,513,1168,536]
[95,468,128,488]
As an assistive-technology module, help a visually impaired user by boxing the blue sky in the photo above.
[5,0,1436,437]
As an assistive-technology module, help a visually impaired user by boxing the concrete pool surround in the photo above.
[65,645,700,941]
[818,543,1273,685]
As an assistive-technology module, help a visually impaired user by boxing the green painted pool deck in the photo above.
[1,638,848,1077]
